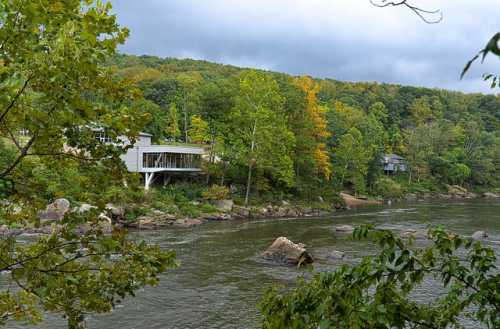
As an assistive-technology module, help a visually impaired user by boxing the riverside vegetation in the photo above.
[0,0,498,328]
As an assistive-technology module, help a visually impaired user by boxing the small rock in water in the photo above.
[335,225,355,233]
[471,231,488,240]
[328,250,345,260]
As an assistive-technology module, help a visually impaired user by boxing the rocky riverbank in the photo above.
[2,188,498,236]
[388,185,500,204]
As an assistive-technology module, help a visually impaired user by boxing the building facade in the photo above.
[120,132,204,189]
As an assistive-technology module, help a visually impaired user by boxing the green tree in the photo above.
[228,70,295,205]
[0,1,176,328]
[333,127,370,195]
[260,226,499,329]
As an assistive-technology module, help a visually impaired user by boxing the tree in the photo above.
[333,127,370,194]
[294,76,332,180]
[0,1,175,328]
[188,115,209,144]
[260,226,499,328]
[165,104,181,141]
[228,70,295,205]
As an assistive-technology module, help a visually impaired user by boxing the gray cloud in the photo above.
[112,0,499,94]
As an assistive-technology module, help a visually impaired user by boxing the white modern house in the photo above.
[119,132,205,190]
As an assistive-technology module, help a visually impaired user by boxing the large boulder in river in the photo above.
[39,198,70,223]
[262,237,313,266]
[471,231,488,240]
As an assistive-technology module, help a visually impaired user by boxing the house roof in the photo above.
[139,132,153,137]
[384,154,405,160]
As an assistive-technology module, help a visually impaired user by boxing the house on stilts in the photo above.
[120,132,205,190]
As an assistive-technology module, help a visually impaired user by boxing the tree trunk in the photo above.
[183,96,188,142]
[244,119,258,206]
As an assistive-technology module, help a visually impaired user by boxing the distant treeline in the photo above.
[110,54,500,200]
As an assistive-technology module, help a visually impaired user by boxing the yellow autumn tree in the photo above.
[294,76,332,180]
[188,115,209,144]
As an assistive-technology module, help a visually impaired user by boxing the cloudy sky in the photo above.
[112,0,499,94]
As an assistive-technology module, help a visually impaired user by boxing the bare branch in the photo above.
[370,0,443,24]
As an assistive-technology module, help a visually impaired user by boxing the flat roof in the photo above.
[138,145,205,155]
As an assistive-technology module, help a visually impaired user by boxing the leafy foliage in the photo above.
[0,1,177,327]
[260,226,499,329]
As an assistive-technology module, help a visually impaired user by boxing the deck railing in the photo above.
[142,152,201,170]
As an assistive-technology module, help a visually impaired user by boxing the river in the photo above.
[11,200,500,329]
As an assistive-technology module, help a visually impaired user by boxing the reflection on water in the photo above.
[8,200,500,329]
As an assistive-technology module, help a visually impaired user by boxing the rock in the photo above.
[276,207,288,217]
[281,200,290,206]
[98,213,112,223]
[340,193,382,208]
[262,237,313,266]
[335,224,355,233]
[105,203,125,218]
[471,231,488,240]
[173,218,203,228]
[211,199,234,212]
[483,192,500,199]
[401,230,428,240]
[75,203,97,214]
[39,198,71,223]
[0,225,10,236]
[446,185,477,199]
[406,193,418,202]
[328,250,345,260]
[232,205,250,218]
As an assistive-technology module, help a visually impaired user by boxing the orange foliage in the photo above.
[313,143,332,180]
[295,76,332,179]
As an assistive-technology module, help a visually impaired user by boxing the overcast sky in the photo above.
[112,0,499,94]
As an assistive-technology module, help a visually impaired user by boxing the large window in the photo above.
[95,131,112,144]
[143,152,201,169]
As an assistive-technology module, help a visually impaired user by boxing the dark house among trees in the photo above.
[383,154,406,174]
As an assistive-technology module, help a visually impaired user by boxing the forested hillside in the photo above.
[111,54,500,200]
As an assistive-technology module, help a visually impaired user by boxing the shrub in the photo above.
[202,185,230,200]
[373,177,404,198]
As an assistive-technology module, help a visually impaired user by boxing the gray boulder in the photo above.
[211,199,234,212]
[39,198,70,223]
[232,205,250,218]
[483,192,500,199]
[263,237,313,266]
[471,231,488,240]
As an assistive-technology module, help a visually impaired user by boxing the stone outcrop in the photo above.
[483,192,500,199]
[39,198,71,223]
[340,193,382,208]
[446,185,477,199]
[232,205,251,218]
[262,237,313,266]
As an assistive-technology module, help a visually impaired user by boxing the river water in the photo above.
[11,200,500,329]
